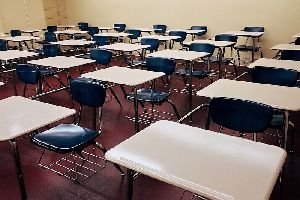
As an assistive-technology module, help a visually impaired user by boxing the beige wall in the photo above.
[0,0,46,32]
[0,19,4,33]
[65,0,300,58]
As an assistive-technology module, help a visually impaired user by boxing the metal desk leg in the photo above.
[251,37,255,62]
[126,169,134,200]
[188,61,193,122]
[218,47,223,79]
[133,86,139,133]
[284,111,289,150]
[9,139,27,200]
[11,68,18,95]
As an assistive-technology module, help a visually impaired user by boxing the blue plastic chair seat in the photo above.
[126,88,170,103]
[153,24,167,34]
[191,26,207,36]
[235,45,260,52]
[176,69,209,79]
[114,23,126,32]
[31,124,99,154]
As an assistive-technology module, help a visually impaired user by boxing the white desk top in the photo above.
[184,39,236,47]
[100,43,149,52]
[106,120,286,200]
[21,29,40,33]
[127,28,160,32]
[54,30,88,35]
[98,26,113,30]
[271,44,300,51]
[167,29,205,34]
[81,66,164,86]
[28,56,95,69]
[139,35,180,41]
[223,31,264,37]
[197,79,300,111]
[57,25,76,28]
[0,50,38,61]
[0,96,75,141]
[248,58,300,71]
[293,33,300,38]
[51,39,95,46]
[147,49,209,61]
[0,33,6,37]
[3,36,40,42]
[94,32,131,37]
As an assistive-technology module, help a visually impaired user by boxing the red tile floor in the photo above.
[0,61,299,200]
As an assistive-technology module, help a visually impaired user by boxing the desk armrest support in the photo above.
[177,103,209,124]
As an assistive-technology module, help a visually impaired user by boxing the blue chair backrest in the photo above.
[189,43,215,57]
[191,26,207,36]
[251,66,298,87]
[244,27,264,32]
[11,30,21,37]
[141,38,159,52]
[281,50,300,61]
[0,39,7,51]
[146,57,176,76]
[126,29,141,39]
[215,34,238,42]
[90,49,112,65]
[169,31,187,42]
[44,32,57,42]
[93,35,109,46]
[114,23,126,32]
[209,97,273,133]
[88,27,99,36]
[43,44,59,57]
[47,26,57,32]
[153,24,167,34]
[16,64,40,85]
[78,22,89,31]
[70,78,106,107]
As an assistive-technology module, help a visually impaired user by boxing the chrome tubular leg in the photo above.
[218,48,223,79]
[11,63,18,95]
[188,61,193,122]
[9,139,27,200]
[252,37,255,62]
[133,86,139,133]
[126,169,134,200]
[253,133,257,142]
[284,111,289,150]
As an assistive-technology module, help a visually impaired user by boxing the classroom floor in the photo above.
[0,60,299,200]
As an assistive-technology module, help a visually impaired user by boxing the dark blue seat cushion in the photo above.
[235,45,260,52]
[176,69,209,79]
[126,88,170,103]
[31,124,98,153]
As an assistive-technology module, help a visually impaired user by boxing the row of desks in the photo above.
[1,34,299,199]
[3,63,295,200]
